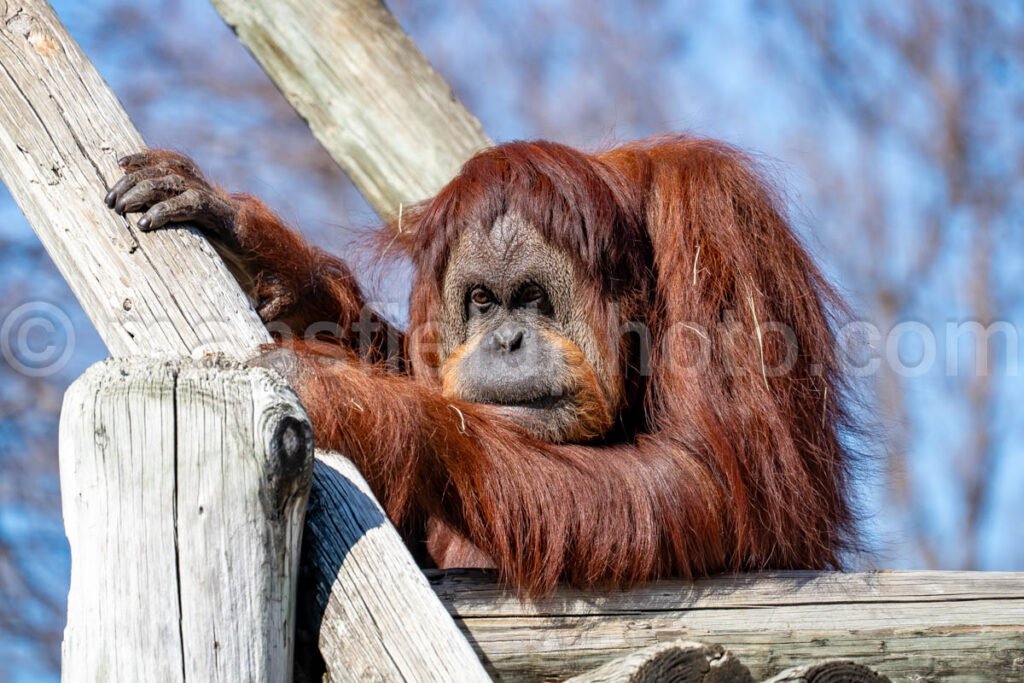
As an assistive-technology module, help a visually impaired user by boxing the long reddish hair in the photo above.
[251,135,861,593]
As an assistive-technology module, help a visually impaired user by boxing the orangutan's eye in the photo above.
[516,283,552,315]
[519,284,543,302]
[468,286,496,313]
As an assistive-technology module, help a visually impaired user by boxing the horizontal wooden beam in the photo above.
[427,569,1024,681]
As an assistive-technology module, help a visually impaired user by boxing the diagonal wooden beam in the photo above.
[0,0,268,357]
[209,0,492,218]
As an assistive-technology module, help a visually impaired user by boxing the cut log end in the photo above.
[763,660,890,683]
[565,640,753,683]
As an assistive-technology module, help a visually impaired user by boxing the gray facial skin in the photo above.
[438,215,614,441]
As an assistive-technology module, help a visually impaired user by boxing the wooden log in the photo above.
[564,641,752,683]
[0,0,269,357]
[298,451,490,682]
[59,357,314,682]
[427,569,1024,682]
[763,661,889,683]
[209,0,492,217]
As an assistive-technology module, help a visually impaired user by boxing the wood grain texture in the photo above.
[763,661,889,683]
[427,569,1024,682]
[299,451,490,682]
[59,357,314,682]
[209,0,492,217]
[564,641,753,683]
[0,0,269,357]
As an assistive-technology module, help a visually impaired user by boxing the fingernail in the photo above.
[104,190,115,206]
[138,216,151,230]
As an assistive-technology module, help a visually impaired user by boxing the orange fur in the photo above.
[439,337,476,399]
[540,332,614,441]
[229,136,859,595]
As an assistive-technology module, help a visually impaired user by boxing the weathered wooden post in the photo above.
[60,358,313,682]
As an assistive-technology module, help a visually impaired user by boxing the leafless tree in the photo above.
[756,0,1023,569]
[0,240,79,675]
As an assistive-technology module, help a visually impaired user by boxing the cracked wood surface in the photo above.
[428,569,1024,681]
[59,358,314,682]
[0,0,269,358]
